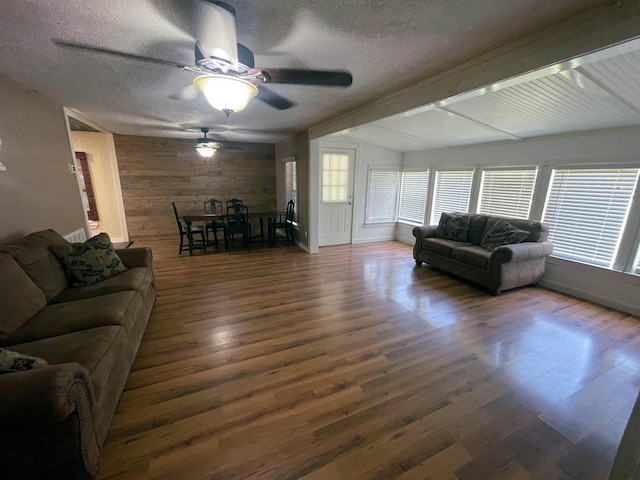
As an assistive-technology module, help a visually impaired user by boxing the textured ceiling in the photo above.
[0,0,613,144]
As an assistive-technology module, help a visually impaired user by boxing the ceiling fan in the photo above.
[53,1,353,115]
[194,127,243,157]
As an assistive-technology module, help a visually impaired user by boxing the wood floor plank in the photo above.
[96,239,640,479]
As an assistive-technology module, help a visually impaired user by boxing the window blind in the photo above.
[478,167,537,219]
[635,252,640,275]
[542,168,640,268]
[430,170,473,224]
[398,170,429,224]
[367,169,399,223]
[285,161,297,207]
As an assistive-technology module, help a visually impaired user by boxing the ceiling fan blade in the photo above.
[169,84,200,101]
[257,68,353,87]
[53,39,190,69]
[255,86,295,110]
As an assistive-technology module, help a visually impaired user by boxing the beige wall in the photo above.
[70,131,127,241]
[114,134,276,239]
[0,74,86,243]
[276,131,309,249]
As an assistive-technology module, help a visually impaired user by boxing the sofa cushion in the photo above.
[467,215,489,245]
[424,238,474,258]
[0,348,48,372]
[0,254,47,339]
[9,326,127,408]
[0,229,69,301]
[480,219,530,251]
[451,246,492,269]
[435,212,471,241]
[50,267,153,304]
[50,233,127,286]
[1,291,143,347]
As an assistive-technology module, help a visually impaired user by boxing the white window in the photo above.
[398,170,430,225]
[542,168,640,268]
[478,167,537,219]
[430,169,474,224]
[366,168,399,223]
[322,152,349,203]
[634,249,640,275]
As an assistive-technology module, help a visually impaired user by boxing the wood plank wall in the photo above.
[114,134,276,239]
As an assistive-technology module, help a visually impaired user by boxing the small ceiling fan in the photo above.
[53,1,353,115]
[194,127,243,157]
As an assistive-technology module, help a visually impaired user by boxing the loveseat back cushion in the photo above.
[480,219,531,251]
[0,254,47,338]
[481,217,543,243]
[435,212,471,241]
[467,215,489,245]
[0,229,69,301]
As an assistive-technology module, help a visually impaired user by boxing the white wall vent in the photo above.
[64,228,87,243]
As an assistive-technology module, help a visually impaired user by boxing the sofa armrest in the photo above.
[0,363,101,477]
[490,241,554,265]
[0,362,95,423]
[116,247,153,269]
[412,225,437,258]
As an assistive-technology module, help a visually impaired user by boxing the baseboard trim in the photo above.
[539,279,640,317]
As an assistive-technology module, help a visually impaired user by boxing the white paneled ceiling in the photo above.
[336,38,640,152]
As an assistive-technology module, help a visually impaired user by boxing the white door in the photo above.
[319,148,355,246]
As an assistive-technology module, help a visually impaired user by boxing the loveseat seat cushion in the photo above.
[424,238,474,257]
[0,229,69,301]
[0,254,47,339]
[451,245,492,269]
[9,326,127,412]
[0,291,144,347]
[50,267,154,304]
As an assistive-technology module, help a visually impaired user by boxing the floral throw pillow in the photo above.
[0,348,48,372]
[435,212,471,241]
[480,219,530,251]
[50,232,127,286]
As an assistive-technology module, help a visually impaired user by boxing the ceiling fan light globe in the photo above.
[196,145,216,158]
[193,74,258,113]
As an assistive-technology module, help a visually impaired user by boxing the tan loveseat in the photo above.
[0,229,155,479]
[413,213,553,294]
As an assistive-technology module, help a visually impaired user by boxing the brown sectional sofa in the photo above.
[0,229,155,479]
[413,214,553,293]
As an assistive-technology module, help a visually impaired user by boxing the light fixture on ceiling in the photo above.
[193,74,258,116]
[195,127,218,158]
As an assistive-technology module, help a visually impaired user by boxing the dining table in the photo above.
[182,211,274,251]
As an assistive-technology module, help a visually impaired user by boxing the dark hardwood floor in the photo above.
[97,239,640,479]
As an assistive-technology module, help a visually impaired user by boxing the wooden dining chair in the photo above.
[172,202,206,255]
[203,198,226,248]
[268,200,295,246]
[226,198,244,209]
[225,204,252,253]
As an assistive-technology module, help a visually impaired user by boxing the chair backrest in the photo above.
[171,202,184,231]
[204,198,223,214]
[285,200,295,222]
[226,198,244,208]
[227,203,248,221]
